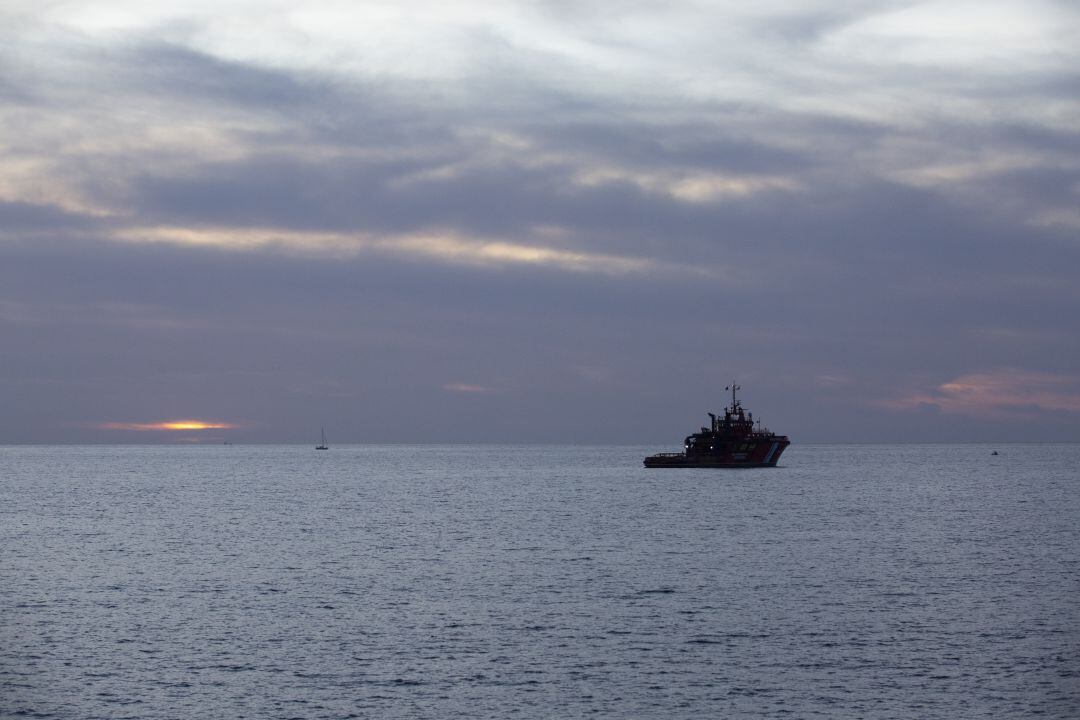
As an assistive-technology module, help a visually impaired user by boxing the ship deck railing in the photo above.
[648,452,686,458]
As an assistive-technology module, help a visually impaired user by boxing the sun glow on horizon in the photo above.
[99,420,237,431]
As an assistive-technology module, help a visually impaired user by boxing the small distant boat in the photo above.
[644,383,790,468]
[316,427,329,450]
[991,451,999,456]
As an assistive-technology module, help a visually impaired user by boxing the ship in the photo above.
[644,384,789,468]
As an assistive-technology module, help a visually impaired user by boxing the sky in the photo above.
[2,0,1079,443]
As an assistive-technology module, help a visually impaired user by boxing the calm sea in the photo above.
[2,444,1078,719]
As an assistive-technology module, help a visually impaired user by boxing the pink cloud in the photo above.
[442,383,494,394]
[880,370,1080,419]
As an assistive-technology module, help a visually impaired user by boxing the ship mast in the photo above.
[725,382,741,411]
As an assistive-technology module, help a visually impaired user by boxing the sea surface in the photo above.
[2,443,1078,719]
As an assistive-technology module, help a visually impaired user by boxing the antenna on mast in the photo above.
[724,383,741,409]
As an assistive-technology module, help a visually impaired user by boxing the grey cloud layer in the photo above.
[1,2,1079,442]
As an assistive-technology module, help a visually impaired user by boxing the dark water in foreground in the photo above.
[2,444,1078,719]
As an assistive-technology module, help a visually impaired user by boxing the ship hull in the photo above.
[644,439,789,468]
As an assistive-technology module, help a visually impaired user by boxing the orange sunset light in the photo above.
[99,420,237,431]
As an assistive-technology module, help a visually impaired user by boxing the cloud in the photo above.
[111,225,673,276]
[443,383,495,394]
[1,1,1079,442]
[881,370,1080,418]
[4,7,1077,257]
[822,0,1076,70]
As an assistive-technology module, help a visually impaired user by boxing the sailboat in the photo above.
[316,427,329,450]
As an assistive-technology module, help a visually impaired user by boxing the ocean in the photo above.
[2,443,1078,719]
